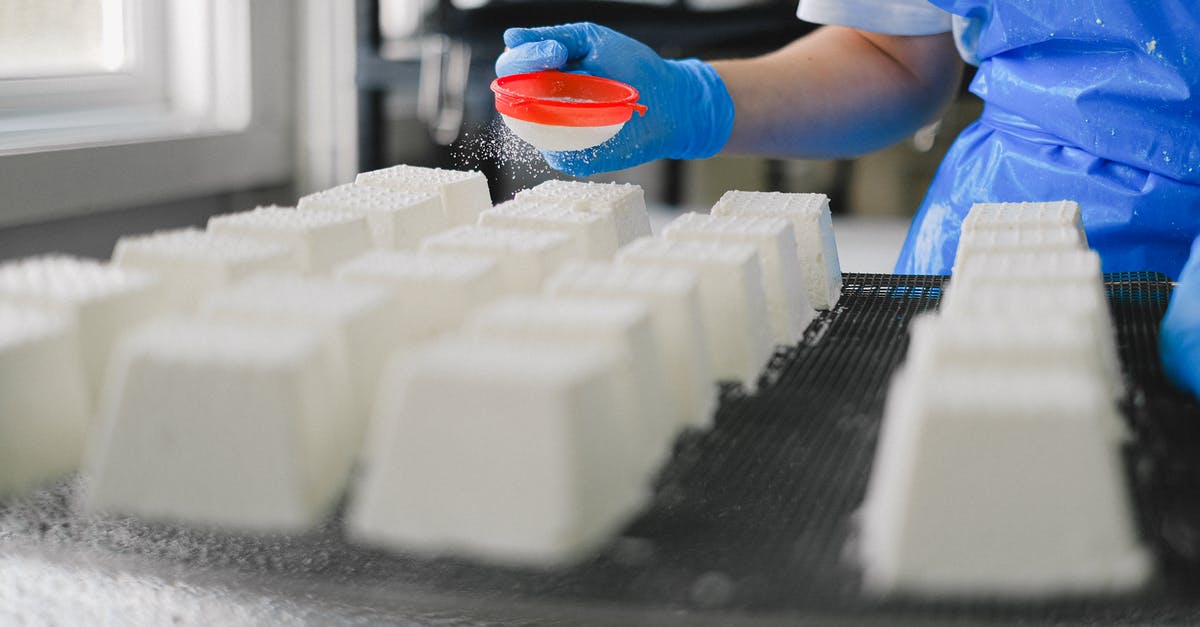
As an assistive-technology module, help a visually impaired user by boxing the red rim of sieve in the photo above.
[491,70,648,128]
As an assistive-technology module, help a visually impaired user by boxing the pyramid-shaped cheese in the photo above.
[711,190,841,309]
[663,211,814,344]
[85,317,355,531]
[334,250,502,339]
[207,205,372,274]
[112,228,293,311]
[617,237,772,391]
[356,164,491,226]
[0,255,164,402]
[0,304,89,496]
[349,336,639,566]
[298,183,447,249]
[480,199,620,260]
[200,274,401,423]
[468,296,677,481]
[545,261,716,430]
[515,180,650,246]
[859,366,1149,596]
[420,225,572,293]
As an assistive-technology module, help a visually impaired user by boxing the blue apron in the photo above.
[894,1,1200,278]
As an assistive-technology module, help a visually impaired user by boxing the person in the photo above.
[495,2,1200,396]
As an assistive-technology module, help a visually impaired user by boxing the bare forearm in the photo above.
[711,26,963,159]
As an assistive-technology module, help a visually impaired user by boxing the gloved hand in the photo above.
[1160,234,1200,398]
[494,22,735,177]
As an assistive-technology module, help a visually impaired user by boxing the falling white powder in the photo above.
[451,119,552,179]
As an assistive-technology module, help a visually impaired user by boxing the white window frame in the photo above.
[0,0,293,228]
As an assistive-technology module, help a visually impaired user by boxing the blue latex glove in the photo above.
[494,22,735,177]
[1160,234,1200,398]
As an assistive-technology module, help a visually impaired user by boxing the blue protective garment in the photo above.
[1161,234,1200,397]
[495,23,735,177]
[895,1,1200,278]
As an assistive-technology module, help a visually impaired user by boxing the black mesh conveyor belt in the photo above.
[5,272,1200,624]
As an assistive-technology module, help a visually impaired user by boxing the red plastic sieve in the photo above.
[491,70,647,128]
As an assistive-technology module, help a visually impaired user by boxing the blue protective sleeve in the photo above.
[1161,235,1200,398]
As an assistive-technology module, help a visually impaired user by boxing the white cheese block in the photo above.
[939,278,1112,331]
[112,228,293,311]
[480,199,620,260]
[939,280,1118,378]
[355,164,491,226]
[905,312,1124,409]
[711,190,841,310]
[334,250,502,339]
[298,183,447,249]
[420,225,572,293]
[207,206,372,275]
[0,305,89,496]
[348,336,641,567]
[544,260,716,430]
[961,200,1086,244]
[953,226,1085,273]
[199,273,401,426]
[515,179,651,246]
[467,296,677,481]
[84,317,355,532]
[951,248,1102,282]
[0,255,165,402]
[616,237,772,391]
[662,211,814,344]
[859,366,1150,597]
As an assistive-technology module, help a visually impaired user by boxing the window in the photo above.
[0,0,127,78]
[0,0,292,227]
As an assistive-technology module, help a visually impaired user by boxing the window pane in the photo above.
[0,0,126,78]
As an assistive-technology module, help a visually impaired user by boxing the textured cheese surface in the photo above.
[334,251,502,342]
[299,183,439,214]
[0,255,164,401]
[957,226,1084,251]
[114,228,291,265]
[952,249,1101,280]
[202,273,394,323]
[905,312,1124,406]
[0,303,89,497]
[517,179,643,209]
[200,273,401,424]
[0,255,158,304]
[663,211,814,343]
[207,206,372,274]
[711,190,842,309]
[348,336,641,566]
[85,317,354,532]
[617,237,772,390]
[859,366,1149,597]
[421,225,573,293]
[113,229,294,310]
[468,296,676,478]
[961,201,1084,233]
[335,249,497,283]
[0,302,71,350]
[298,184,447,249]
[208,205,361,231]
[481,200,619,259]
[355,164,491,226]
[515,180,650,245]
[544,260,714,429]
